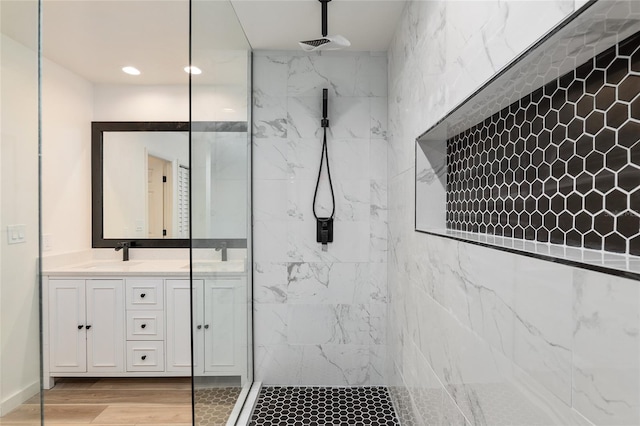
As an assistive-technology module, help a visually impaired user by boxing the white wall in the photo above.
[0,33,41,415]
[93,84,247,122]
[388,1,640,425]
[41,58,94,255]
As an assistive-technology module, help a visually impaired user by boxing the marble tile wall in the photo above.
[388,1,639,425]
[252,51,388,386]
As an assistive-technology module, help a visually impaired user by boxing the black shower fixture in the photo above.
[313,88,335,250]
[299,0,351,51]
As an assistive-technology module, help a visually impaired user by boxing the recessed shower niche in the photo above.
[415,0,640,278]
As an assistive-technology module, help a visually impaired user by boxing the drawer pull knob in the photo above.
[141,324,146,329]
[86,325,92,330]
[197,325,202,330]
[140,293,146,298]
[141,355,147,360]
[204,324,209,329]
[77,325,84,330]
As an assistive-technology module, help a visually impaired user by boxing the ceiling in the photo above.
[231,0,406,51]
[1,0,405,85]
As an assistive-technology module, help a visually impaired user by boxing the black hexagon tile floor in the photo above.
[446,30,640,255]
[249,386,400,425]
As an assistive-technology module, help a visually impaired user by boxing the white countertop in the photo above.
[43,258,247,277]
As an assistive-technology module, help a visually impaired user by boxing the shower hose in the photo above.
[312,125,335,221]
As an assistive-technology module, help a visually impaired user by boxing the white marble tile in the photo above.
[330,97,371,139]
[368,345,386,386]
[364,262,388,304]
[371,97,388,139]
[288,55,377,99]
[286,137,323,180]
[252,138,289,180]
[287,304,370,345]
[287,96,323,139]
[299,344,370,386]
[254,344,304,385]
[370,138,388,181]
[369,301,387,345]
[253,92,287,139]
[572,269,640,426]
[253,220,288,263]
[412,286,515,425]
[286,262,368,305]
[328,138,371,180]
[253,51,387,386]
[253,303,288,345]
[367,55,389,98]
[253,262,288,304]
[450,242,517,360]
[370,219,388,264]
[513,256,573,405]
[253,180,288,222]
[253,55,289,97]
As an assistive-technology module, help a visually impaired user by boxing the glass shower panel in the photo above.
[37,1,191,424]
[0,0,42,423]
[190,0,252,424]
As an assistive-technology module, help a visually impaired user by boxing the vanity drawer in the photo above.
[126,279,164,310]
[126,311,164,340]
[126,341,164,372]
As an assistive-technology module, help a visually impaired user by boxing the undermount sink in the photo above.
[72,261,142,270]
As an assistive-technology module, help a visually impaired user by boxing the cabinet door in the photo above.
[49,280,86,372]
[86,280,125,372]
[203,279,240,373]
[166,280,203,374]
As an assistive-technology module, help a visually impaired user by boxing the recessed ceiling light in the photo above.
[223,108,235,113]
[184,66,202,75]
[122,66,141,76]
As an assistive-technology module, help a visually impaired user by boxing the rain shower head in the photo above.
[298,0,351,52]
[299,35,351,51]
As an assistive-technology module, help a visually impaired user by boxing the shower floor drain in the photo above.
[249,386,400,425]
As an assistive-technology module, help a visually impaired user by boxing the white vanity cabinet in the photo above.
[47,279,125,374]
[125,279,165,372]
[165,277,247,380]
[43,269,247,386]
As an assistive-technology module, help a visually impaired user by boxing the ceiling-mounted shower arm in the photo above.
[320,0,330,37]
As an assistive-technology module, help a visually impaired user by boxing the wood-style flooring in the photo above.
[0,378,239,426]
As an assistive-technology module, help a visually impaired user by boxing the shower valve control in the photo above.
[316,218,334,246]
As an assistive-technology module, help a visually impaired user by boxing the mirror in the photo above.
[92,121,248,248]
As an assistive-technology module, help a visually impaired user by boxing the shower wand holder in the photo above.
[316,217,334,245]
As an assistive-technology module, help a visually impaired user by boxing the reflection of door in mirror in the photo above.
[147,155,170,238]
[147,154,189,239]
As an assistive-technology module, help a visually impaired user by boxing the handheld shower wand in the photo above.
[313,88,335,251]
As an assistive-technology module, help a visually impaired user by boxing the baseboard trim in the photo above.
[0,380,40,417]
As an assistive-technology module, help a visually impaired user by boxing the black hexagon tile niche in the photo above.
[249,387,400,426]
[446,30,640,256]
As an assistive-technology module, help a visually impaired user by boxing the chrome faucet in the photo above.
[215,242,227,262]
[115,241,130,261]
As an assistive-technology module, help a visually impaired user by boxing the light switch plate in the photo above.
[7,224,26,244]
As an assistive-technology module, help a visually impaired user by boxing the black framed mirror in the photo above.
[92,121,248,248]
